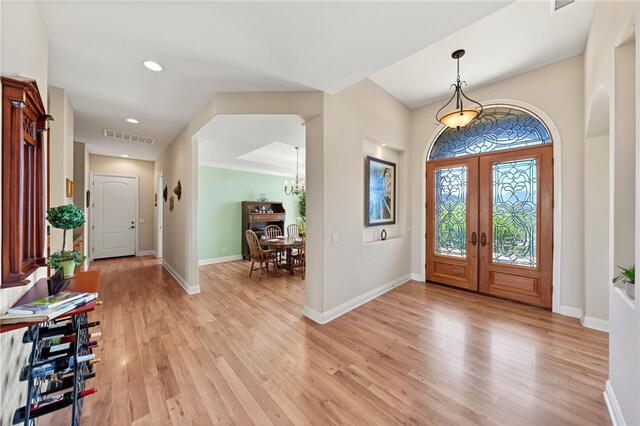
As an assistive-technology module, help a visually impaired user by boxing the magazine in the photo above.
[0,293,98,325]
[7,291,87,315]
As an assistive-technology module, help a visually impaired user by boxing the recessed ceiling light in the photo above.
[126,118,139,124]
[143,60,163,72]
[121,154,129,158]
[381,143,387,147]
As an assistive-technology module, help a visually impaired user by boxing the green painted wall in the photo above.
[198,166,302,261]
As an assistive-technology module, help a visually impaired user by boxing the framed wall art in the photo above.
[365,156,396,227]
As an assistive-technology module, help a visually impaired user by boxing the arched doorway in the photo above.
[425,105,554,308]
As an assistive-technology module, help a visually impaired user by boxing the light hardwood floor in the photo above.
[43,256,610,425]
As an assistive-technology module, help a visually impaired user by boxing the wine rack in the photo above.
[13,312,100,425]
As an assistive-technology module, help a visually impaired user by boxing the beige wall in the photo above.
[89,155,156,254]
[321,79,411,311]
[0,1,50,424]
[48,86,75,252]
[155,85,412,315]
[410,55,585,312]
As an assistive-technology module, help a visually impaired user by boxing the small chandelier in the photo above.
[284,146,305,196]
[436,49,483,129]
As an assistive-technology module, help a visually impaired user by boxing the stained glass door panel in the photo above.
[426,158,478,291]
[479,146,553,308]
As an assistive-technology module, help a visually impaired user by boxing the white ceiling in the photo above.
[370,0,595,108]
[197,115,305,177]
[35,0,513,161]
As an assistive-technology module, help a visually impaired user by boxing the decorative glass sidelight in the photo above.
[429,106,551,160]
[492,158,537,267]
[434,166,467,257]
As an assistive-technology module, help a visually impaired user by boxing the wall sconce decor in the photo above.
[173,180,182,201]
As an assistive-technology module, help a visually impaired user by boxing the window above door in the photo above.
[429,105,551,161]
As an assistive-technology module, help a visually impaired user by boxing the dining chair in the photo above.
[264,225,283,239]
[287,223,300,238]
[264,225,285,263]
[245,230,279,281]
[290,235,305,279]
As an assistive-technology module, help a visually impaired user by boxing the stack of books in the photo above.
[0,291,98,325]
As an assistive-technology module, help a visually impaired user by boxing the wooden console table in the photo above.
[1,271,100,333]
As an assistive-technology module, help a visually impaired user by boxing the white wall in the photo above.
[410,55,585,312]
[0,1,49,424]
[582,1,639,424]
[584,134,610,323]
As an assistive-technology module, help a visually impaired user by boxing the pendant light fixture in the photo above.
[436,49,483,129]
[284,146,305,196]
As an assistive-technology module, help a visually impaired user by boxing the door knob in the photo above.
[130,226,135,229]
[470,232,477,246]
[480,232,487,247]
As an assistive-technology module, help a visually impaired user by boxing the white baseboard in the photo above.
[559,305,609,333]
[199,255,243,266]
[559,305,583,319]
[410,273,424,282]
[581,316,609,333]
[137,250,156,257]
[304,274,411,324]
[604,380,626,426]
[162,260,200,295]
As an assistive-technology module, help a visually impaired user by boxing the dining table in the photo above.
[262,236,303,272]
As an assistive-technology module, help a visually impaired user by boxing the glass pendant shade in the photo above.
[439,108,479,129]
[435,49,483,129]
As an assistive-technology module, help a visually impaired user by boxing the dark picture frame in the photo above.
[365,156,396,227]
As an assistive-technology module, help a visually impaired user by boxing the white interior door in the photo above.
[92,175,137,259]
[157,171,163,258]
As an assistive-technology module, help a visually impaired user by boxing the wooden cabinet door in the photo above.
[426,157,479,290]
[478,146,553,308]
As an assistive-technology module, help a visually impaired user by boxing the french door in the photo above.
[426,146,553,308]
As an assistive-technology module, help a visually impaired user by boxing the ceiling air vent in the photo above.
[103,128,155,144]
[553,0,574,11]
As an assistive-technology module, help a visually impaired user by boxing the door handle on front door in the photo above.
[130,226,135,229]
[470,232,477,246]
[480,232,487,247]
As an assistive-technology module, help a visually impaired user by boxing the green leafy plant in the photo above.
[46,204,86,267]
[48,250,86,270]
[298,191,306,219]
[613,265,635,284]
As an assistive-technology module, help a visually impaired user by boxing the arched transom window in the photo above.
[429,105,551,160]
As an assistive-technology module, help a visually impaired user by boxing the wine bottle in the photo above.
[40,372,96,396]
[44,331,101,345]
[41,341,99,358]
[37,321,101,339]
[13,388,97,424]
[30,354,95,379]
[35,387,97,408]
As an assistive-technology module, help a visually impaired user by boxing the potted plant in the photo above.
[613,265,635,300]
[46,204,86,278]
[298,192,306,236]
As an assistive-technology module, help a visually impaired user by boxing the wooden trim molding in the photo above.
[1,76,51,287]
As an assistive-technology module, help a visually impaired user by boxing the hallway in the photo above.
[43,257,608,425]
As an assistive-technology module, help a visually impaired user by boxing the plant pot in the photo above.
[626,282,635,300]
[58,259,76,278]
